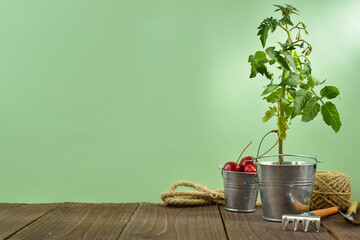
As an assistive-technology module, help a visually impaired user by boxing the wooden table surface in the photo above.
[0,202,359,240]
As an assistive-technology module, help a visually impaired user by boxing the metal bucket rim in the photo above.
[255,161,316,167]
[255,153,317,160]
[254,153,322,164]
[221,169,257,175]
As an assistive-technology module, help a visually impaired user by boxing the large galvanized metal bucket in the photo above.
[220,168,258,212]
[254,154,322,221]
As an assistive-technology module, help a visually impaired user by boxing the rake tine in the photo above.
[282,214,321,232]
[282,217,290,230]
[303,219,310,232]
[314,220,320,232]
[293,219,300,231]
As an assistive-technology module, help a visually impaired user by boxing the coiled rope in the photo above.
[160,181,225,206]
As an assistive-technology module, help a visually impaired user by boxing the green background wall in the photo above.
[0,0,358,203]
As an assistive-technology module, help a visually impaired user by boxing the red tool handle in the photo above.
[311,206,339,218]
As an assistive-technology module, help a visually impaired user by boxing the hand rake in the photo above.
[282,206,339,232]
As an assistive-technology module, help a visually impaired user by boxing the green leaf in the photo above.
[275,4,299,17]
[281,98,290,105]
[249,55,256,78]
[274,4,286,12]
[319,79,326,85]
[261,84,279,96]
[257,65,272,79]
[280,72,300,87]
[277,115,289,140]
[300,84,310,90]
[257,17,278,48]
[286,4,299,13]
[264,88,281,103]
[321,102,342,132]
[282,51,296,71]
[292,89,312,117]
[249,51,273,80]
[288,88,296,98]
[307,75,325,87]
[265,48,278,66]
[280,16,293,26]
[258,24,269,48]
[274,5,286,14]
[286,45,296,51]
[258,25,268,47]
[271,19,278,32]
[302,64,312,77]
[263,106,277,122]
[248,55,254,63]
[320,86,340,99]
[277,41,296,51]
[283,104,294,118]
[302,97,320,122]
[265,47,276,59]
[277,42,285,48]
[307,75,315,88]
[274,51,291,71]
[299,74,305,81]
[254,51,268,64]
[250,64,257,78]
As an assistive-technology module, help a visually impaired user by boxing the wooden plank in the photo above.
[0,203,58,239]
[320,207,360,240]
[9,202,139,240]
[119,203,227,240]
[219,206,336,240]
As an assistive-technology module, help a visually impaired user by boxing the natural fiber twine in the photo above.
[310,171,352,211]
[160,181,225,206]
[161,180,262,207]
[161,171,352,210]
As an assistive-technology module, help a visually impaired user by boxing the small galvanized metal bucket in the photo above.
[254,154,322,221]
[220,167,258,212]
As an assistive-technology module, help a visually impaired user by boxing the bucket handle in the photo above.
[219,165,224,177]
[254,154,323,163]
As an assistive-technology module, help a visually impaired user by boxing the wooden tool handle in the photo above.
[311,206,339,218]
[347,200,359,214]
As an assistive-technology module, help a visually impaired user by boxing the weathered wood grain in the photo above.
[1,202,359,240]
[320,207,360,240]
[9,202,139,240]
[119,203,227,240]
[0,203,58,239]
[219,206,336,240]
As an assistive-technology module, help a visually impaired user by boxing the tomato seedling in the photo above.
[248,4,342,164]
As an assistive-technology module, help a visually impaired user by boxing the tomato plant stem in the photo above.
[278,70,287,164]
